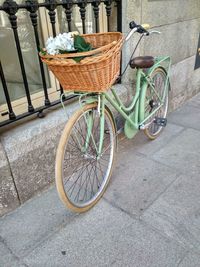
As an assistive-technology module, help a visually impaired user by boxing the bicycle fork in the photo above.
[82,94,105,158]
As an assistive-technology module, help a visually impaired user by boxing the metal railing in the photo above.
[0,0,122,127]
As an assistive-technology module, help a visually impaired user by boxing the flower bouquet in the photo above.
[41,32,93,62]
[39,31,123,92]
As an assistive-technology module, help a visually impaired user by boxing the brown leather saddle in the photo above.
[130,56,154,69]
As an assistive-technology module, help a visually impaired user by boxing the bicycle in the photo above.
[55,21,171,212]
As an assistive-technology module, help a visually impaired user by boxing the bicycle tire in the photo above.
[55,103,117,212]
[143,67,169,140]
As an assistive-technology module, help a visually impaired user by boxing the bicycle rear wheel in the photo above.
[143,67,169,140]
[55,103,116,212]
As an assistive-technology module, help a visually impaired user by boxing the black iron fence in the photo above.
[0,0,122,127]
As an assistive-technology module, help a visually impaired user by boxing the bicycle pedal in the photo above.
[154,117,167,127]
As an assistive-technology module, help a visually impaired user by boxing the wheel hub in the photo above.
[83,153,96,160]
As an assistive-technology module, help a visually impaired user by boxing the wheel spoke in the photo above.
[68,161,89,197]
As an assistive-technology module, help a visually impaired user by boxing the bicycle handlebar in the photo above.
[129,21,150,33]
[148,30,161,35]
[125,21,161,42]
[125,27,138,42]
[125,21,150,41]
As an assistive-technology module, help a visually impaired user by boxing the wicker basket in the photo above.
[40,32,123,93]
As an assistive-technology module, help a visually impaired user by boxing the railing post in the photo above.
[62,0,73,32]
[2,0,34,112]
[115,0,122,32]
[26,0,51,106]
[45,0,57,37]
[92,0,101,33]
[77,0,87,34]
[0,61,16,120]
[104,0,112,32]
[45,0,64,94]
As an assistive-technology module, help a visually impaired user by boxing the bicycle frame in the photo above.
[80,55,171,156]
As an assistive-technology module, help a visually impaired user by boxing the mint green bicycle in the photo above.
[55,21,171,212]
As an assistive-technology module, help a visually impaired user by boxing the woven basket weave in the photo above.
[40,32,123,93]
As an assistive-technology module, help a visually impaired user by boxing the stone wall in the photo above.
[0,98,83,216]
[123,0,200,109]
[1,0,200,216]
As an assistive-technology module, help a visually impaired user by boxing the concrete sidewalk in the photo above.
[1,93,200,267]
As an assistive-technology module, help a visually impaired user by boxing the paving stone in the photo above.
[0,241,25,267]
[120,123,184,157]
[104,144,179,217]
[0,186,76,257]
[178,252,200,267]
[141,173,200,252]
[152,128,200,174]
[187,92,200,109]
[22,200,185,267]
[168,104,200,131]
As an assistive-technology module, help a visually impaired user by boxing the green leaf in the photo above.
[40,48,47,55]
[73,57,83,63]
[59,49,77,54]
[74,35,92,52]
[73,35,93,61]
[59,50,69,54]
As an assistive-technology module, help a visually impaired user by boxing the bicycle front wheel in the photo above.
[143,67,169,140]
[55,103,116,212]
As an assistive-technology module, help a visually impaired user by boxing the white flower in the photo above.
[45,33,75,55]
[45,37,59,55]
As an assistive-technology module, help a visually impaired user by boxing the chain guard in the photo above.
[124,112,138,139]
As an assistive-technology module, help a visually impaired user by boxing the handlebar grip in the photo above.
[129,21,150,34]
[129,21,137,29]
